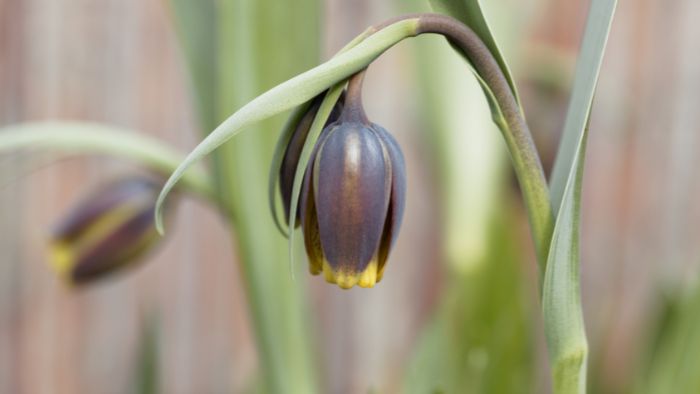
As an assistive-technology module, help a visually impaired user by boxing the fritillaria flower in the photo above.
[49,177,169,285]
[280,72,406,289]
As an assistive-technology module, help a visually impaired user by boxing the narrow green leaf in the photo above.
[155,18,421,233]
[132,314,160,394]
[549,0,617,213]
[167,0,219,132]
[429,0,522,107]
[287,84,345,277]
[267,102,312,236]
[542,1,616,392]
[542,130,588,393]
[0,121,214,199]
[170,0,324,391]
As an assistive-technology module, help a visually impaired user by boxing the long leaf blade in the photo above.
[543,131,589,393]
[549,0,617,213]
[542,1,617,392]
[267,102,312,236]
[0,121,214,197]
[287,85,345,276]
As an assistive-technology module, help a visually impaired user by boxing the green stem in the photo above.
[215,1,318,392]
[0,121,215,200]
[409,14,554,280]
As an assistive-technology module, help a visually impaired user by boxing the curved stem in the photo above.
[341,69,370,124]
[411,14,553,278]
[0,121,216,201]
[353,13,552,277]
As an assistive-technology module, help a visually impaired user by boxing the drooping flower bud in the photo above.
[298,71,406,289]
[49,177,170,285]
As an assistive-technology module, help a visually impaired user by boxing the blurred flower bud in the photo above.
[298,72,406,289]
[279,93,344,227]
[49,177,169,285]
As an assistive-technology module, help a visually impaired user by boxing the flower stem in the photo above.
[341,69,370,124]
[412,14,554,279]
[0,121,216,201]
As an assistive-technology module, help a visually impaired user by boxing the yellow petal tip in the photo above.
[318,260,380,289]
[48,241,74,279]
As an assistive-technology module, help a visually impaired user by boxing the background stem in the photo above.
[215,1,319,391]
[0,122,215,200]
[170,0,320,391]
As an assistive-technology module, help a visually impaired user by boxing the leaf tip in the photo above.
[154,183,173,236]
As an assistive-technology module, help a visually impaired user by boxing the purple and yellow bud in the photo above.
[49,178,168,285]
[283,71,406,289]
[299,120,406,289]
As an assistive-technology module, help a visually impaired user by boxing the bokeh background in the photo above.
[1,0,699,393]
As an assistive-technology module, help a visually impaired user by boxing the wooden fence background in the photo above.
[1,0,699,392]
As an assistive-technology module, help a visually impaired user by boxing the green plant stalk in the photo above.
[428,0,523,107]
[133,314,160,394]
[169,0,320,390]
[413,14,553,277]
[413,35,505,274]
[405,1,536,390]
[542,1,616,392]
[0,121,215,199]
[640,285,700,394]
[215,1,318,392]
[543,132,588,393]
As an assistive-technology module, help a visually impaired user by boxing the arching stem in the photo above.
[341,69,370,124]
[387,14,553,278]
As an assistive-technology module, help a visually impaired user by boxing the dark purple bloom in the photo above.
[299,119,406,289]
[276,71,406,289]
